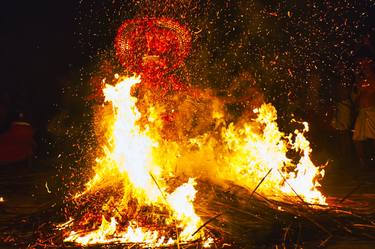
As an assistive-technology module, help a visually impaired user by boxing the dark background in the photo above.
[1,1,79,126]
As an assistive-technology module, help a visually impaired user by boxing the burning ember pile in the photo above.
[1,17,373,249]
[57,17,328,246]
[61,75,210,247]
[60,73,326,247]
[53,18,333,248]
[50,18,372,248]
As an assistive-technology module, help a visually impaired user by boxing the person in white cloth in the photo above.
[352,57,375,168]
[331,84,355,167]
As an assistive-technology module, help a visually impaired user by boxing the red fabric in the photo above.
[0,122,34,163]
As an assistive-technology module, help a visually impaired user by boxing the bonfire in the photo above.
[10,18,373,249]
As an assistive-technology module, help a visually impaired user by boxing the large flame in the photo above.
[153,103,326,205]
[64,75,206,246]
[219,105,326,204]
[63,74,326,247]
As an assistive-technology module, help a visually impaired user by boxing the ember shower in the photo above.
[54,0,375,247]
[74,0,373,119]
[57,14,328,246]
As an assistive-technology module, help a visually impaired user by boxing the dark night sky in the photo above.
[0,1,135,127]
[1,2,77,77]
[0,1,80,124]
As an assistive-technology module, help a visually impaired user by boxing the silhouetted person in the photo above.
[352,57,375,168]
[0,112,34,165]
[331,84,355,167]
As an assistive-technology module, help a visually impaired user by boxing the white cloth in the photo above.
[353,106,375,141]
[331,99,353,131]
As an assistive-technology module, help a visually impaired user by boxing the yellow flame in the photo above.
[219,104,326,204]
[65,75,205,246]
[167,178,202,240]
[64,74,326,247]
[151,102,326,205]
[280,123,326,203]
[65,217,170,246]
[101,75,162,203]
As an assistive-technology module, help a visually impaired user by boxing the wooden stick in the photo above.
[191,168,274,238]
[339,182,365,204]
[250,168,273,199]
[149,172,180,249]
[191,212,224,237]
[277,169,308,206]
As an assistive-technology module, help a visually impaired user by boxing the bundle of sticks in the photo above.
[1,177,374,248]
[194,179,375,248]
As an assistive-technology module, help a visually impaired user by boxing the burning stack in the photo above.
[57,73,373,248]
[3,18,373,248]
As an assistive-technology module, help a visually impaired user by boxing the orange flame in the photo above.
[64,75,207,246]
[63,74,326,247]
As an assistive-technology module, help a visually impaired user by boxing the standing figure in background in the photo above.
[352,57,375,168]
[0,111,34,166]
[331,83,355,168]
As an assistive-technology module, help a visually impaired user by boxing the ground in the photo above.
[0,157,374,248]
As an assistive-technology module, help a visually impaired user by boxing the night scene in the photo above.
[1,1,375,248]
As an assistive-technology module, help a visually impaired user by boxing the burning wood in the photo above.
[57,68,328,247]
[54,18,331,248]
[2,17,374,249]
